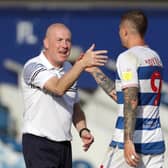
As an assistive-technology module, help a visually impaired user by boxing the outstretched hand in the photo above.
[76,44,108,69]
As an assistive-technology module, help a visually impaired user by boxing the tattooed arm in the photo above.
[123,87,138,141]
[123,87,140,167]
[86,67,117,102]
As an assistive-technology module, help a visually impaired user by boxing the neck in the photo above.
[127,36,146,48]
[43,50,63,68]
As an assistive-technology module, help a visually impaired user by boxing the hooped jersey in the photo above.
[110,46,165,154]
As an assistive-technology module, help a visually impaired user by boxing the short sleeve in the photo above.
[116,52,139,89]
[23,62,55,89]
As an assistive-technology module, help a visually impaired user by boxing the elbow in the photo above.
[44,81,67,96]
[54,89,65,96]
[58,92,65,96]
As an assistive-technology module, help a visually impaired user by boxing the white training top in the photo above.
[110,46,165,154]
[21,52,80,141]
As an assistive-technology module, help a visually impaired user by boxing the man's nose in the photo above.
[62,40,68,48]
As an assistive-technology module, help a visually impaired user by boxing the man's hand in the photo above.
[77,44,108,68]
[124,140,140,167]
[80,129,94,152]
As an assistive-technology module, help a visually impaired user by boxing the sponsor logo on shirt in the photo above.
[122,71,133,81]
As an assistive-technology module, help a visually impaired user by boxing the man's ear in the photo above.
[43,38,49,49]
[123,28,128,37]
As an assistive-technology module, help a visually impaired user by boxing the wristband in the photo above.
[79,128,90,137]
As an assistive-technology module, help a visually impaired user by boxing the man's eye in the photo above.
[57,38,62,42]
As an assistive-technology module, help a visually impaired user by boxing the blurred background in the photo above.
[0,0,168,167]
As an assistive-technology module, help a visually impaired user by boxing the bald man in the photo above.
[21,23,108,168]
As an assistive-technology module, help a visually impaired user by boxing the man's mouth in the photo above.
[59,51,67,55]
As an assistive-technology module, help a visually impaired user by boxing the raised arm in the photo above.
[44,44,108,96]
[86,67,117,102]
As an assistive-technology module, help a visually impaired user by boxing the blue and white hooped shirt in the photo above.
[110,46,165,155]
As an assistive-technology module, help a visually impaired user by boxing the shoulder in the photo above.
[23,56,47,83]
[117,48,138,63]
[24,55,46,71]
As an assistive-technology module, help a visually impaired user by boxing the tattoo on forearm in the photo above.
[124,87,138,141]
[92,71,115,95]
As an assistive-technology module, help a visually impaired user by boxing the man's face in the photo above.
[44,26,72,66]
